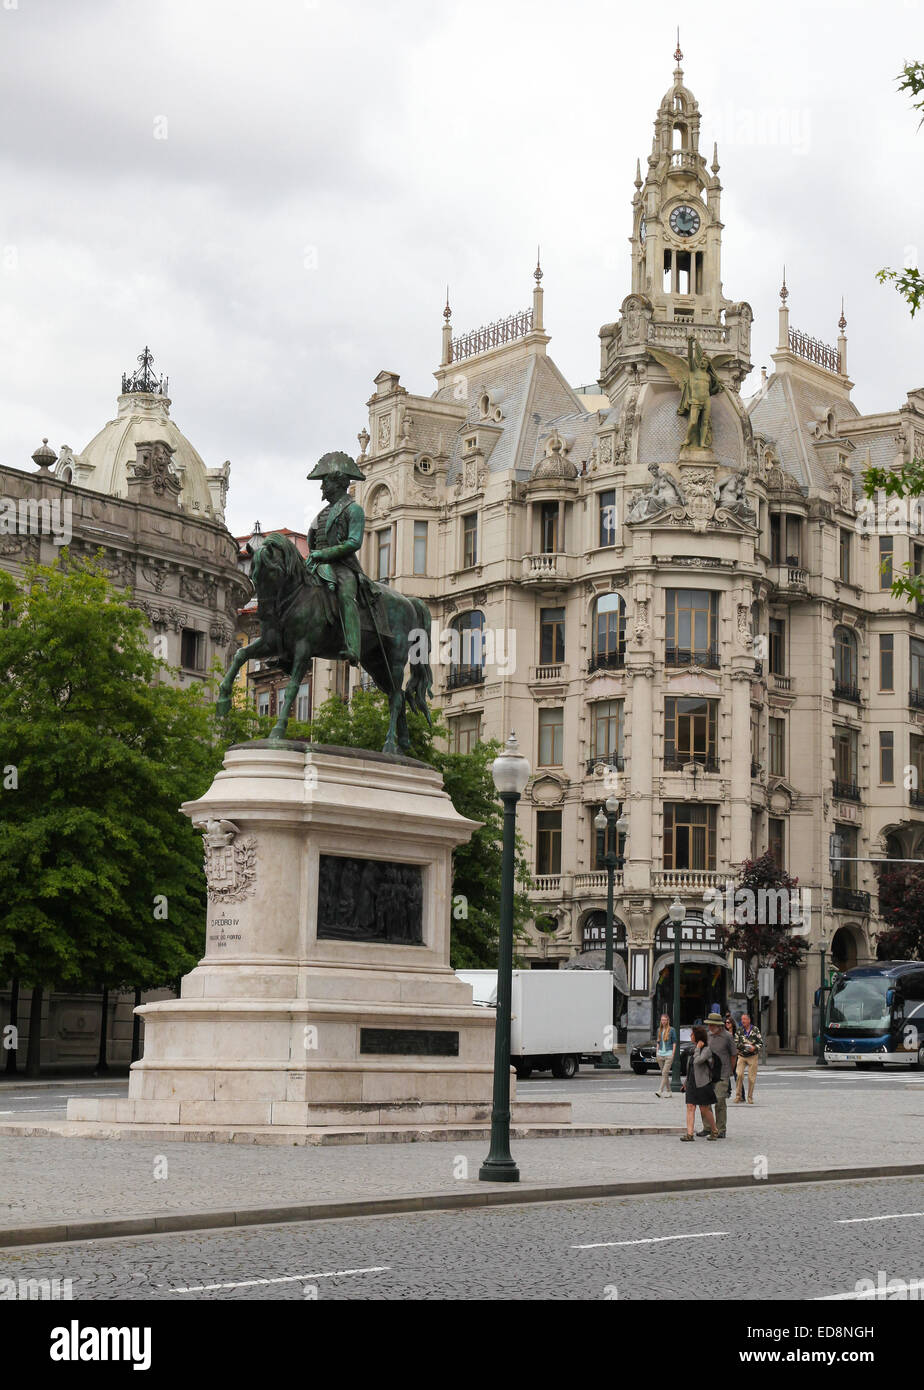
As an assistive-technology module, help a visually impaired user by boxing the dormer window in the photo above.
[465,436,477,451]
[479,393,491,418]
[416,455,433,475]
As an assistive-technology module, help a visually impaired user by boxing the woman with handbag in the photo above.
[654,1012,676,1097]
[680,1024,719,1141]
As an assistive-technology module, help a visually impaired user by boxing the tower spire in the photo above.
[673,27,683,78]
[837,297,848,375]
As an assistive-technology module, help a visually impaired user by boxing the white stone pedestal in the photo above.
[69,742,569,1135]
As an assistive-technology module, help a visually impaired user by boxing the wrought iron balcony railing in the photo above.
[834,681,861,702]
[832,887,870,913]
[585,752,625,776]
[664,646,720,669]
[832,779,861,803]
[447,665,485,691]
[910,688,924,710]
[911,787,924,807]
[664,753,719,773]
[588,649,626,673]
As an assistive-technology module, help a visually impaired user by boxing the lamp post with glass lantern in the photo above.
[594,790,629,1068]
[668,895,686,1092]
[479,732,530,1183]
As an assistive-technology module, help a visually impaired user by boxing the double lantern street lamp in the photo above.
[479,732,530,1184]
[593,791,630,1069]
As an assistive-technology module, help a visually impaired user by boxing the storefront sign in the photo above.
[654,918,724,952]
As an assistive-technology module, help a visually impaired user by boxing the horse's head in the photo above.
[250,533,310,600]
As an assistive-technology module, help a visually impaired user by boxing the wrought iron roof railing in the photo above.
[450,308,534,363]
[788,327,841,375]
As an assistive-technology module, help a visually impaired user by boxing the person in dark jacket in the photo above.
[700,1012,735,1138]
[680,1024,719,1141]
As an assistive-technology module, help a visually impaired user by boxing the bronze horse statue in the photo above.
[216,533,433,753]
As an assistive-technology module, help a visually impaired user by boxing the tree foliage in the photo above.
[876,864,924,960]
[306,687,534,967]
[0,553,249,992]
[877,62,924,317]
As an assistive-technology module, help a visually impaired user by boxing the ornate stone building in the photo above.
[341,51,924,1053]
[0,348,250,1069]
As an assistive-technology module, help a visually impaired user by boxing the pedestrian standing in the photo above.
[680,1024,719,1141]
[700,1012,734,1138]
[734,1013,763,1104]
[655,1012,676,1097]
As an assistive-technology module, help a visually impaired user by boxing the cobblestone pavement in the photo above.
[1,1175,922,1300]
[1,1070,921,1231]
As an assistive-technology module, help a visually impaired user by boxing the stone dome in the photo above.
[55,349,230,522]
[528,430,579,485]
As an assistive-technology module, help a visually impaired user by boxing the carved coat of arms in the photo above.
[196,819,257,903]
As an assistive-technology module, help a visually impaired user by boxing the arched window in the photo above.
[448,610,485,690]
[834,626,859,699]
[830,927,858,973]
[672,123,685,149]
[590,593,626,672]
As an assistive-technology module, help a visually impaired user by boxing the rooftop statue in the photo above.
[216,451,433,754]
[649,336,735,452]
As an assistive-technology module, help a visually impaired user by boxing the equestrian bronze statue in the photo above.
[216,451,433,754]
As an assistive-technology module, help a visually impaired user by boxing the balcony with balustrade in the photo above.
[587,649,626,675]
[832,779,862,803]
[834,681,861,704]
[521,553,574,586]
[769,564,810,602]
[910,688,924,711]
[651,869,726,895]
[574,871,624,893]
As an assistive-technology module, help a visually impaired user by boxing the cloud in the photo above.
[0,0,920,536]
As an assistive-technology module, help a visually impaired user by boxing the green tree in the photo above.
[0,553,246,1019]
[720,852,809,1025]
[875,864,924,959]
[306,688,534,966]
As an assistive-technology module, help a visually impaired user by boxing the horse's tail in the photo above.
[406,598,433,724]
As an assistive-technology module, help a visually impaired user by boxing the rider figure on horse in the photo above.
[305,451,368,666]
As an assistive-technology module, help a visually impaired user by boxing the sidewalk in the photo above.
[1,1072,921,1247]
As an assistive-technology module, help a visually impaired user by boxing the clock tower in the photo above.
[600,43,752,397]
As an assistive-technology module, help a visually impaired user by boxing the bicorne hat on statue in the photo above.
[306,450,366,483]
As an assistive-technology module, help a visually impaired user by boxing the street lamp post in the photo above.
[816,924,829,1068]
[479,731,530,1184]
[668,895,685,1092]
[594,792,629,1069]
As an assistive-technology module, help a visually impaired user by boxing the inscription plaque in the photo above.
[360,1028,459,1057]
[316,854,423,943]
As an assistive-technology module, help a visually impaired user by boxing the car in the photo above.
[630,1040,693,1076]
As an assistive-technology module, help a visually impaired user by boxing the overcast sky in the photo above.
[1,0,922,537]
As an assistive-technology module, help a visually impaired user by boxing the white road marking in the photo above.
[171,1265,390,1293]
[838,1211,924,1225]
[816,1288,888,1300]
[572,1231,727,1250]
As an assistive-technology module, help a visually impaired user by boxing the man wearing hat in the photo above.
[305,451,368,666]
[699,1011,735,1138]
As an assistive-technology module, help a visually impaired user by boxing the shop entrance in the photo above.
[654,960,727,1029]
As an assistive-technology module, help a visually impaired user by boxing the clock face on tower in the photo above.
[669,204,701,237]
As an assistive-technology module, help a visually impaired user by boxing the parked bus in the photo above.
[823,961,924,1068]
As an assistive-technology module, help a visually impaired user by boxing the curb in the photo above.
[0,1120,680,1146]
[2,1162,923,1250]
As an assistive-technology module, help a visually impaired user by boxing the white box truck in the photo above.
[456,969,614,1079]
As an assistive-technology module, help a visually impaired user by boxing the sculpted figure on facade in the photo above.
[649,336,735,451]
[626,463,685,522]
[714,471,756,523]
